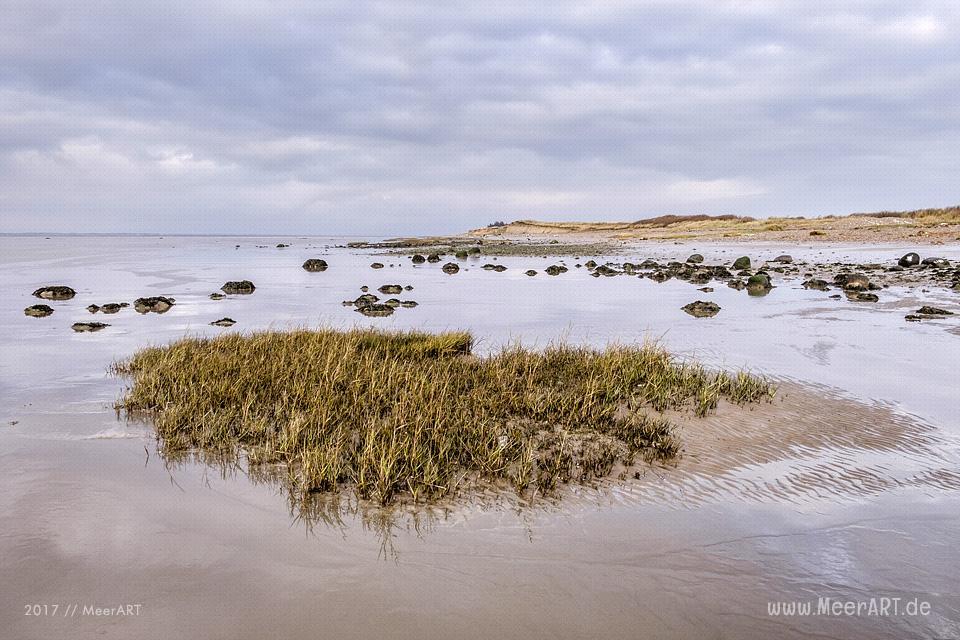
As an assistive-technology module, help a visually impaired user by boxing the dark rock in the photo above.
[209,293,226,300]
[525,270,537,276]
[698,287,714,293]
[802,279,830,291]
[33,285,76,301]
[584,260,597,268]
[71,322,109,332]
[686,254,704,264]
[210,318,236,327]
[648,271,670,283]
[399,300,418,308]
[370,262,385,269]
[356,304,394,317]
[747,273,771,289]
[404,285,414,290]
[378,284,403,294]
[545,265,567,276]
[469,247,481,255]
[411,254,426,264]
[354,294,379,307]
[837,273,870,291]
[427,253,441,263]
[221,280,255,294]
[682,301,721,318]
[455,250,469,259]
[87,304,100,313]
[361,286,369,292]
[384,298,401,308]
[921,257,950,267]
[24,304,54,318]
[905,314,923,322]
[898,252,920,267]
[100,303,124,314]
[916,306,953,315]
[851,292,879,302]
[727,279,746,290]
[302,259,328,272]
[732,256,751,270]
[134,296,175,314]
[594,264,620,277]
[276,243,289,248]
[441,262,460,274]
[773,254,793,263]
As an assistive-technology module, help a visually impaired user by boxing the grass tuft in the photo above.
[115,328,774,505]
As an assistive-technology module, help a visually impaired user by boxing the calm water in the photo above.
[2,235,959,639]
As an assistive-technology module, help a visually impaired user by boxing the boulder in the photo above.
[24,304,54,318]
[525,270,537,276]
[209,292,226,300]
[732,256,751,270]
[594,264,620,276]
[682,301,721,318]
[802,279,830,291]
[916,306,953,315]
[411,254,426,264]
[356,304,394,317]
[545,265,567,276]
[441,263,460,274]
[354,294,379,307]
[134,296,175,314]
[921,257,950,267]
[773,254,793,264]
[747,273,772,289]
[302,259,328,272]
[686,254,704,264]
[399,300,418,308]
[370,262,385,269]
[221,280,256,295]
[377,284,403,294]
[87,304,100,313]
[426,253,441,263]
[898,252,920,267]
[100,303,124,314]
[210,318,236,327]
[32,285,76,301]
[838,273,870,291]
[71,322,109,332]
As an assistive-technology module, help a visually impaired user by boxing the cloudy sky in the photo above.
[1,1,958,234]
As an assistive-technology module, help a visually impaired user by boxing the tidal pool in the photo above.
[1,235,958,639]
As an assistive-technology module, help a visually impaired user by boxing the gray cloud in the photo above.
[1,1,958,234]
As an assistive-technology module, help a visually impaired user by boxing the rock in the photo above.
[493,265,507,272]
[209,292,226,300]
[686,254,704,264]
[898,252,921,267]
[384,298,401,308]
[648,271,670,283]
[411,254,426,264]
[851,292,879,302]
[905,314,923,322]
[221,280,256,294]
[361,286,369,292]
[802,279,830,291]
[525,270,537,276]
[378,284,403,294]
[302,259,328,272]
[427,253,441,263]
[399,300,418,308]
[276,243,289,248]
[482,263,498,270]
[727,279,746,290]
[838,273,870,291]
[545,265,567,276]
[921,257,950,267]
[100,303,124,314]
[916,306,953,315]
[24,304,54,318]
[354,294,379,307]
[356,304,394,317]
[455,250,469,259]
[593,265,619,277]
[33,285,76,301]
[370,262,385,269]
[134,296,175,314]
[732,256,751,270]
[469,247,481,255]
[404,285,414,291]
[682,301,721,318]
[773,254,793,263]
[698,287,714,293]
[71,322,109,332]
[441,263,460,274]
[87,304,100,313]
[747,273,771,289]
[584,260,597,269]
[210,318,236,327]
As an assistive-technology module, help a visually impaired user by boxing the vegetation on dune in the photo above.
[115,329,774,506]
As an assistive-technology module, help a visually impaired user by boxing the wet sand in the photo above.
[2,235,959,638]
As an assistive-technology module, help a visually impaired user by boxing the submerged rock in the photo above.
[545,265,567,276]
[353,293,379,307]
[851,292,879,302]
[356,304,395,317]
[916,306,953,315]
[441,262,460,274]
[399,300,418,308]
[732,256,751,270]
[221,280,256,295]
[525,270,537,276]
[87,304,100,313]
[377,284,403,294]
[210,317,236,327]
[682,301,721,318]
[24,304,54,318]
[209,292,226,300]
[747,273,772,289]
[802,279,830,291]
[71,322,109,333]
[426,253,441,263]
[370,262,385,269]
[134,296,175,314]
[302,259,328,272]
[33,285,76,301]
[411,254,426,264]
[898,252,921,267]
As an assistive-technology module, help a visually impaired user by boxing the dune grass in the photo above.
[115,328,774,506]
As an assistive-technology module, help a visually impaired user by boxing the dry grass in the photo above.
[115,328,774,506]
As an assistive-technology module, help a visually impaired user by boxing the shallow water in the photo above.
[2,235,959,638]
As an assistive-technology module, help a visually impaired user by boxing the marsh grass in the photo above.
[115,328,774,506]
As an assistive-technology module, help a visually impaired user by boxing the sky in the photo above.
[1,1,958,235]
